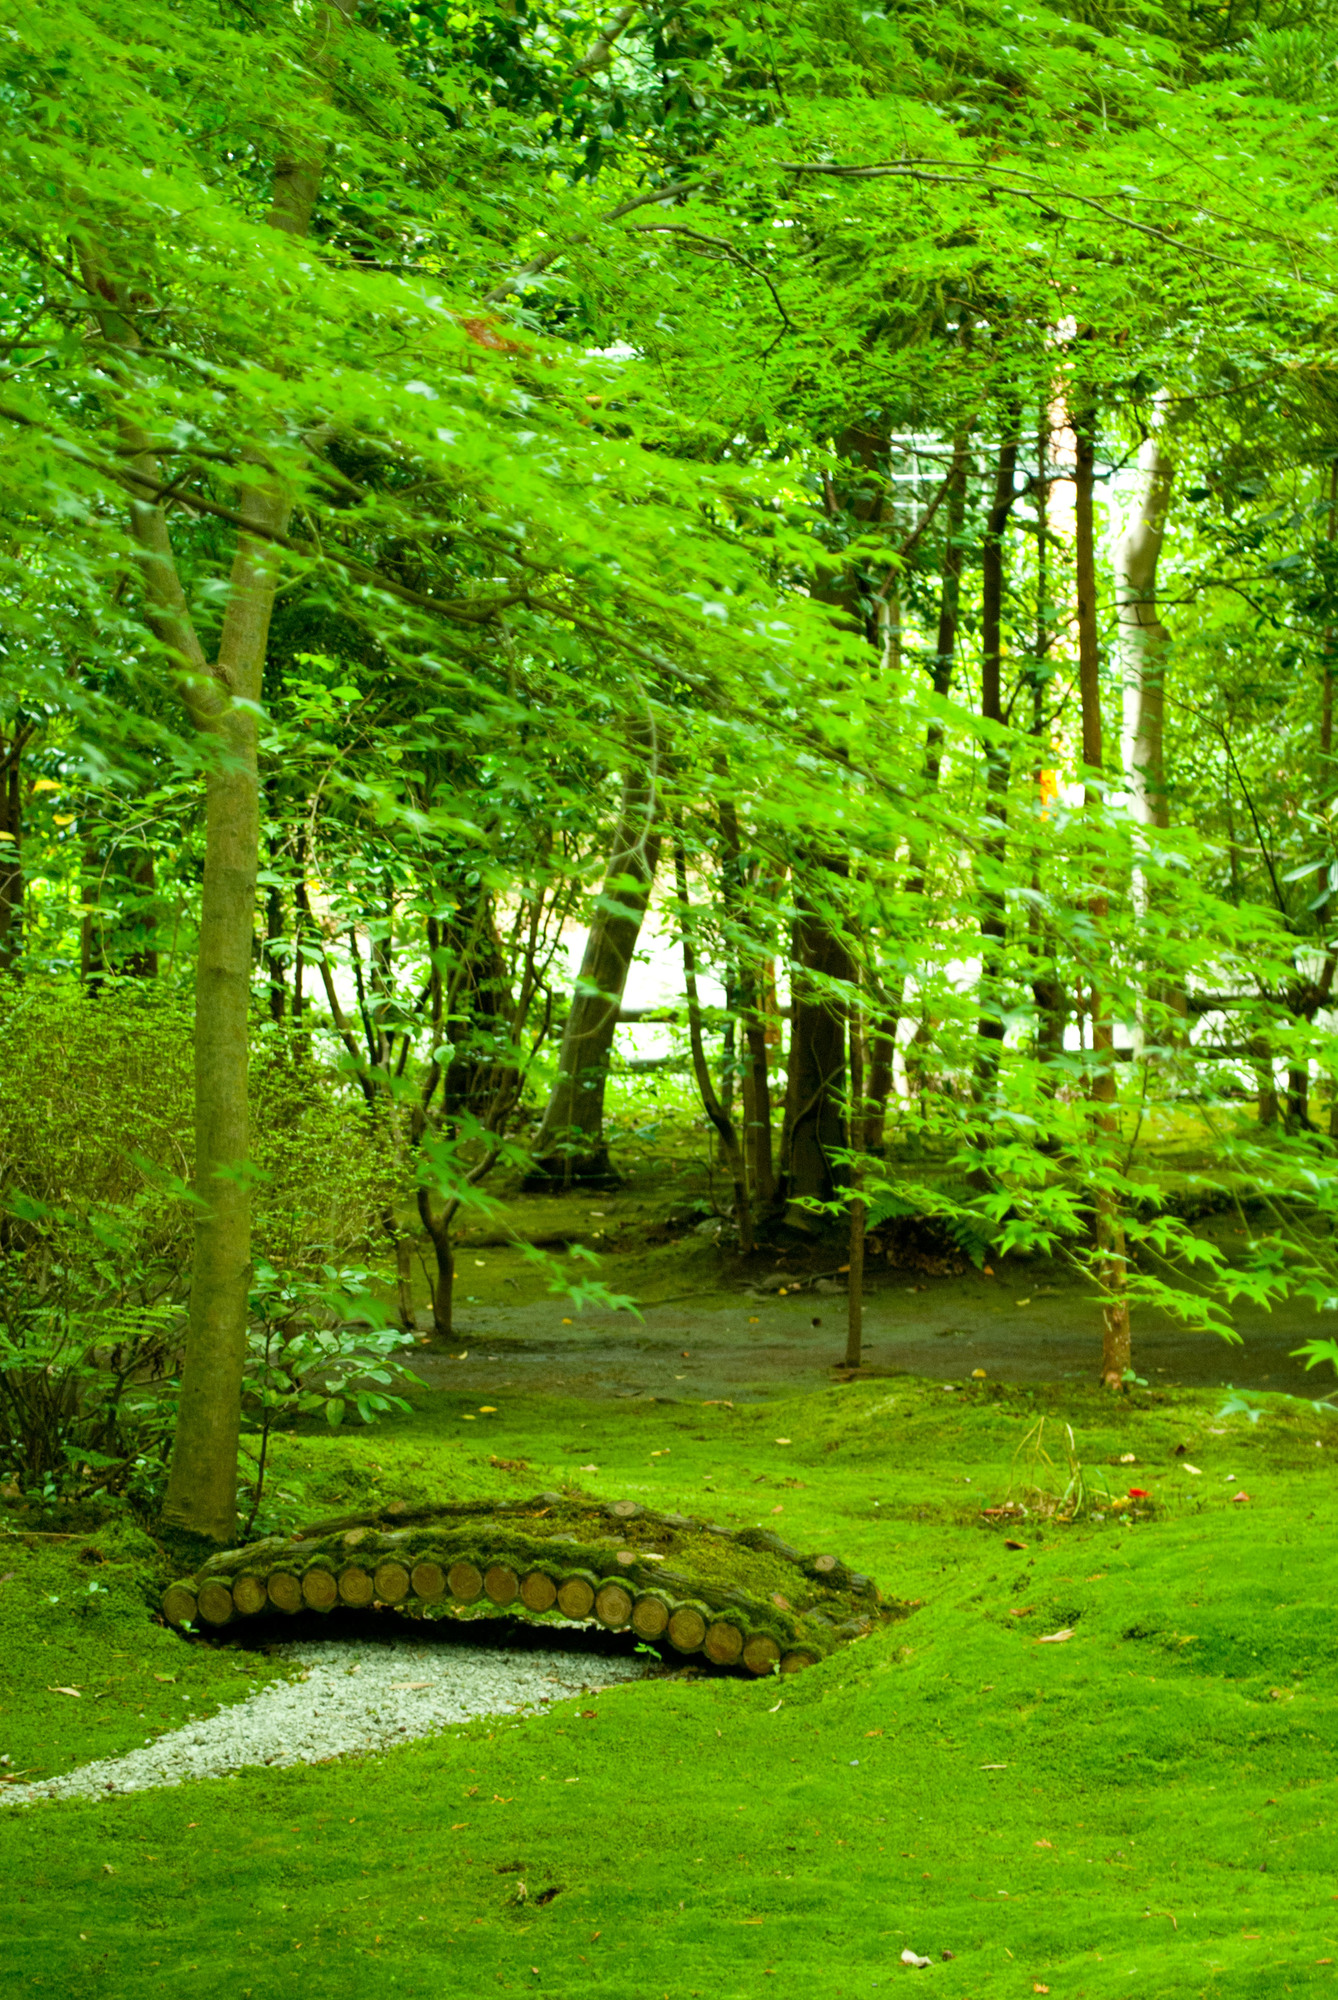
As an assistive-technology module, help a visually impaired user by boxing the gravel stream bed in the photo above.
[2,1635,652,1810]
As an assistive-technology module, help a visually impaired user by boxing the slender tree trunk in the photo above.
[1075,400,1131,1391]
[1251,1034,1280,1127]
[1116,424,1181,1046]
[1319,473,1338,1139]
[923,435,970,784]
[1030,416,1066,1076]
[527,764,660,1187]
[263,816,286,1028]
[417,1190,455,1338]
[166,560,275,1536]
[718,799,776,1207]
[0,726,28,974]
[1116,430,1175,833]
[845,1005,866,1369]
[864,1007,896,1153]
[974,424,1020,1124]
[889,437,973,1105]
[779,864,852,1222]
[673,841,753,1252]
[160,0,358,1539]
[292,827,311,1054]
[1287,1060,1311,1131]
[123,849,159,978]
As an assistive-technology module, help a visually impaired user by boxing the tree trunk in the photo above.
[1116,431,1175,833]
[778,866,852,1223]
[1075,400,1132,1391]
[527,766,660,1188]
[888,437,973,1111]
[165,600,272,1538]
[719,798,776,1207]
[923,434,971,782]
[263,870,286,1025]
[292,827,311,1053]
[1116,425,1183,1046]
[974,424,1020,1125]
[417,1191,455,1339]
[123,849,160,978]
[1250,1034,1280,1127]
[1029,410,1066,1078]
[1287,1061,1311,1131]
[673,839,753,1253]
[864,1010,896,1154]
[161,0,358,1540]
[845,1007,866,1369]
[0,726,28,974]
[262,781,286,1022]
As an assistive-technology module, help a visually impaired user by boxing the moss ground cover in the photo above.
[4,1374,1338,1998]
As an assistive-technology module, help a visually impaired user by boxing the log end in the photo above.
[161,1583,198,1628]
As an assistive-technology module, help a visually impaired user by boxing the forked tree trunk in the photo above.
[527,766,660,1188]
[1075,401,1132,1391]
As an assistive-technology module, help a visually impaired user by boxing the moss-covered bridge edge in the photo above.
[160,1492,914,1675]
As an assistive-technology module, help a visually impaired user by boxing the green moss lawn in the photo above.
[4,1374,1338,1998]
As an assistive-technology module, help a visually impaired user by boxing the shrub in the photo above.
[0,985,404,1510]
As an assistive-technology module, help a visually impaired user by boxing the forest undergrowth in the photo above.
[4,1374,1337,2000]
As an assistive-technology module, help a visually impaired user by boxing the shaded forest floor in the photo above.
[5,1365,1338,1998]
[421,1169,1333,1401]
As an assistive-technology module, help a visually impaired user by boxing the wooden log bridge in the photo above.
[161,1494,907,1675]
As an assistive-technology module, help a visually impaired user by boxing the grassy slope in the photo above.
[4,1377,1338,1998]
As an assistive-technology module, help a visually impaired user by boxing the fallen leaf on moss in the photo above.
[1036,1629,1074,1645]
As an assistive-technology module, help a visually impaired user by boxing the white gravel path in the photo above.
[1,1637,651,1810]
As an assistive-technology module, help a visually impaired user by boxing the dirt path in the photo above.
[414,1261,1328,1405]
